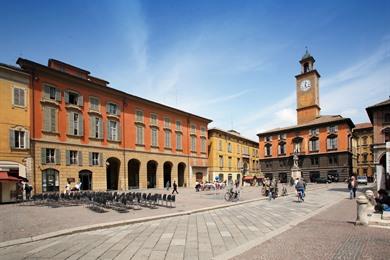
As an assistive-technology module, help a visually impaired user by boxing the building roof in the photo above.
[366,97,390,123]
[353,122,373,130]
[301,49,312,60]
[16,58,212,123]
[208,127,258,145]
[257,115,355,136]
[0,63,30,75]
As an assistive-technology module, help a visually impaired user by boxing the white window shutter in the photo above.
[50,108,57,132]
[99,153,103,166]
[78,95,84,106]
[116,105,120,115]
[89,116,94,138]
[89,152,92,166]
[79,113,84,136]
[78,151,83,166]
[43,85,50,99]
[107,121,111,140]
[99,119,103,139]
[20,89,25,106]
[41,148,46,164]
[25,131,30,149]
[117,122,121,141]
[66,150,70,166]
[55,149,61,165]
[64,91,69,104]
[55,88,61,101]
[43,106,50,131]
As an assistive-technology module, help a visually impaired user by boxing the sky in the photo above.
[1,0,389,140]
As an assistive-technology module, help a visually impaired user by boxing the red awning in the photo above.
[243,176,254,181]
[0,172,20,182]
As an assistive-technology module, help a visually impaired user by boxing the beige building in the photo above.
[208,128,260,185]
[352,123,374,182]
[0,64,32,202]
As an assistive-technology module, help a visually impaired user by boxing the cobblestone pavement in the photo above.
[0,184,352,260]
[0,184,320,242]
[234,188,390,260]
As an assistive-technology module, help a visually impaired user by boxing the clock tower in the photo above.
[295,49,321,125]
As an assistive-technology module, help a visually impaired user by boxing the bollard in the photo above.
[356,195,369,225]
[365,190,376,215]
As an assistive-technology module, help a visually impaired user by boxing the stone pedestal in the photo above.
[291,166,302,180]
[356,195,369,225]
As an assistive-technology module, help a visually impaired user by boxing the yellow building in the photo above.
[0,64,32,202]
[208,128,260,185]
[353,123,374,182]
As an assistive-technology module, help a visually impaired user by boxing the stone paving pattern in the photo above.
[0,185,348,260]
[235,194,390,260]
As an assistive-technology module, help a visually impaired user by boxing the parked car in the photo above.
[327,173,339,182]
[315,177,331,184]
[357,176,368,185]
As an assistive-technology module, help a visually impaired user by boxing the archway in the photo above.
[106,157,120,190]
[163,161,172,187]
[178,162,186,187]
[379,154,389,190]
[128,159,140,189]
[147,160,157,188]
[42,168,59,192]
[79,170,92,190]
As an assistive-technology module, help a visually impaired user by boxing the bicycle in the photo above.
[224,189,240,202]
[297,189,304,202]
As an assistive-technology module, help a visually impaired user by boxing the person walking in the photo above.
[172,180,178,194]
[350,176,358,199]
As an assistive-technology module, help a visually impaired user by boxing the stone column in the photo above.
[356,195,369,225]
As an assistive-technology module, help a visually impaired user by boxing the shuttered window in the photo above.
[89,116,103,139]
[201,137,206,153]
[136,125,144,145]
[9,129,29,149]
[13,87,25,107]
[43,106,58,132]
[89,97,99,111]
[164,130,171,148]
[107,103,119,115]
[41,148,60,164]
[65,91,83,106]
[151,127,158,147]
[43,85,61,101]
[89,152,102,166]
[67,112,83,136]
[176,132,182,150]
[66,150,83,166]
[107,120,120,141]
[191,136,196,152]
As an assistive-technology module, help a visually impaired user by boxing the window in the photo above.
[327,136,338,150]
[164,117,171,128]
[136,110,144,123]
[65,91,83,106]
[43,148,59,164]
[176,120,182,131]
[309,138,319,152]
[201,137,206,153]
[329,155,338,165]
[108,120,120,141]
[43,85,61,101]
[237,158,241,169]
[219,155,224,168]
[176,133,182,150]
[191,136,196,152]
[278,143,286,155]
[363,153,368,163]
[201,127,206,136]
[310,128,319,136]
[164,130,171,148]
[13,87,25,107]
[265,136,272,142]
[68,112,83,136]
[265,144,272,156]
[384,113,390,123]
[66,150,80,165]
[218,140,223,151]
[294,142,301,153]
[136,125,144,145]
[278,133,286,140]
[150,113,158,125]
[10,129,29,149]
[89,97,99,111]
[311,157,319,165]
[228,143,232,153]
[90,152,102,166]
[107,103,118,115]
[237,144,240,154]
[362,136,368,145]
[42,169,59,192]
[328,125,338,133]
[90,116,102,139]
[191,124,196,135]
[43,106,58,132]
[228,157,232,168]
[151,128,158,147]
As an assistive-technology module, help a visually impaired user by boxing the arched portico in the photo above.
[106,157,120,190]
[128,159,140,189]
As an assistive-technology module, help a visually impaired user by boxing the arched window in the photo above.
[278,141,286,155]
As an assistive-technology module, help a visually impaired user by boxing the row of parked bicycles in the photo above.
[28,191,176,213]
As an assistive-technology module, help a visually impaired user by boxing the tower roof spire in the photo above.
[302,46,312,60]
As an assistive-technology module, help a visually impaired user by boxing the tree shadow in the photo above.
[328,188,349,192]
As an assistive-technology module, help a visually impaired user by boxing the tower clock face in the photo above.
[300,79,311,91]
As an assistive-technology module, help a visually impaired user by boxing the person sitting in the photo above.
[375,189,390,212]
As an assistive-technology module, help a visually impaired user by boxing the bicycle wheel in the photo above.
[224,192,232,201]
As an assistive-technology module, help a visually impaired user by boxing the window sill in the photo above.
[135,121,145,126]
[264,155,272,158]
[107,114,120,120]
[12,104,27,109]
[41,99,60,107]
[88,110,102,116]
[151,145,159,149]
[65,104,82,112]
[164,147,172,150]
[176,148,183,151]
[327,148,338,151]
[67,134,83,138]
[163,127,172,131]
[136,143,145,147]
[190,133,197,136]
[150,124,159,129]
[89,137,103,141]
[42,130,60,135]
[10,147,29,151]
[309,150,319,153]
[107,139,121,143]
[175,129,183,133]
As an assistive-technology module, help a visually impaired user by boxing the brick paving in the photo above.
[0,183,352,260]
[234,189,390,260]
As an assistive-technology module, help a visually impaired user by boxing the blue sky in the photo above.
[1,0,389,140]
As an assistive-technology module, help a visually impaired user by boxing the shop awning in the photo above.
[243,176,254,181]
[0,172,20,182]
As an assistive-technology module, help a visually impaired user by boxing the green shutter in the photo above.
[117,122,121,141]
[55,89,61,102]
[79,113,84,136]
[66,150,70,165]
[41,148,46,164]
[89,116,94,138]
[25,131,30,149]
[20,89,25,106]
[78,151,83,166]
[64,91,69,103]
[78,95,84,106]
[13,88,19,105]
[99,119,103,139]
[9,129,15,149]
[107,121,110,141]
[43,85,50,99]
[116,105,120,115]
[99,153,103,166]
[55,149,61,165]
[50,108,57,132]
[43,106,50,131]
[89,152,92,166]
[68,112,73,135]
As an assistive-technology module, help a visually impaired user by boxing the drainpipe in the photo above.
[122,98,126,191]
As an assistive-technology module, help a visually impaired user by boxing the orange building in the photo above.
[17,58,211,193]
[257,51,355,182]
